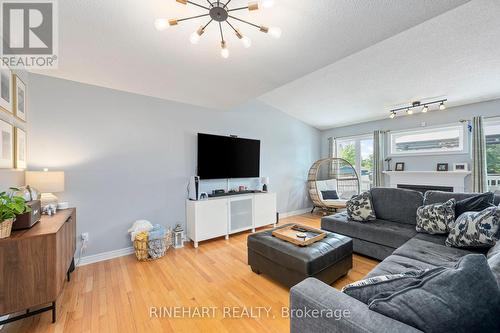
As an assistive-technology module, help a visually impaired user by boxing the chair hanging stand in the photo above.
[307,158,360,213]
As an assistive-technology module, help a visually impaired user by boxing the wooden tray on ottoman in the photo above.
[272,224,326,246]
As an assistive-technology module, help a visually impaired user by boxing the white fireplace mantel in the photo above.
[383,171,471,192]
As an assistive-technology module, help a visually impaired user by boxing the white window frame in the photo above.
[389,123,468,157]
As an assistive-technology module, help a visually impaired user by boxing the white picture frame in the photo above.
[0,67,13,114]
[453,163,468,171]
[0,119,14,169]
[15,127,27,169]
[14,75,26,122]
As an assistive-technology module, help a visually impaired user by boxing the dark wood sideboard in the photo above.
[0,208,76,324]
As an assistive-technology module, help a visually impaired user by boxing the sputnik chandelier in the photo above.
[155,0,281,58]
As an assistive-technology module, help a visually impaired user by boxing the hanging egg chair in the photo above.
[307,158,360,213]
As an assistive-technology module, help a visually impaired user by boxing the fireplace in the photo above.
[397,184,454,194]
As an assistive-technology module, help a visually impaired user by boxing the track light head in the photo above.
[439,102,446,111]
[422,105,429,113]
[390,112,396,119]
[407,108,413,115]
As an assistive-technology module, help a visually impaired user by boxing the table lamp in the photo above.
[25,170,65,206]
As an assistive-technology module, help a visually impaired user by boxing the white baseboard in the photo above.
[280,207,313,218]
[77,247,134,267]
[76,207,313,267]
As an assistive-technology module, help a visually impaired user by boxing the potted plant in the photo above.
[0,188,31,239]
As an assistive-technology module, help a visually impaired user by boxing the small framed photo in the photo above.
[14,127,27,169]
[0,66,13,114]
[14,75,26,122]
[0,119,14,169]
[453,163,468,171]
[395,162,405,171]
[437,163,449,172]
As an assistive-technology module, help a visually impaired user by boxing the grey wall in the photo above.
[26,74,321,256]
[0,69,29,190]
[321,98,500,191]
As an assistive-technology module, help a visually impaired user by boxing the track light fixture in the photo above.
[155,0,281,58]
[389,99,447,119]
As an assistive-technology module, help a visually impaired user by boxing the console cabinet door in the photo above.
[195,199,228,241]
[254,193,277,228]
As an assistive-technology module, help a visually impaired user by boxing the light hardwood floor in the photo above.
[2,213,378,333]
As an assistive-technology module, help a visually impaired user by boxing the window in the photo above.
[485,119,500,193]
[389,124,467,156]
[336,135,373,191]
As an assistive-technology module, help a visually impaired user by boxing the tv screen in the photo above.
[197,133,260,180]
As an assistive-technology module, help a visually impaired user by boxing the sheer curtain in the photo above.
[373,130,385,187]
[472,116,487,193]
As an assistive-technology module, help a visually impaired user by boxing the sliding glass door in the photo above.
[336,135,374,191]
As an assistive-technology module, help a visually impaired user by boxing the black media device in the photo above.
[197,133,261,180]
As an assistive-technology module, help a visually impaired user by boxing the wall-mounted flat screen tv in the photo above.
[197,133,260,180]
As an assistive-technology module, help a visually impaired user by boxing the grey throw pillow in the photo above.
[416,199,456,234]
[368,254,500,333]
[342,269,438,304]
[445,207,500,248]
[346,192,376,222]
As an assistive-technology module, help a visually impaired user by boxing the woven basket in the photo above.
[0,218,14,239]
[133,232,150,261]
[133,230,172,261]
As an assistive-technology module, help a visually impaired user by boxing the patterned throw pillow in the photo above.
[416,199,456,234]
[445,207,500,248]
[346,192,376,222]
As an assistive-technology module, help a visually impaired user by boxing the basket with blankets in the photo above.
[128,220,172,261]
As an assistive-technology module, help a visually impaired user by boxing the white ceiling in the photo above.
[260,0,500,129]
[31,0,471,114]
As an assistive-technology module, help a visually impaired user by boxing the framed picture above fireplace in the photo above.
[453,163,468,171]
[437,163,449,172]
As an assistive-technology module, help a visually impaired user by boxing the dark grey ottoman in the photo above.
[247,224,353,288]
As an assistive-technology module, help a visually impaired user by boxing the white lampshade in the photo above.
[261,177,269,185]
[26,171,65,193]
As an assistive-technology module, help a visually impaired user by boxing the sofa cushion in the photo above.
[455,192,495,217]
[446,207,500,248]
[322,212,417,249]
[346,192,376,222]
[424,190,500,206]
[393,237,475,267]
[416,199,456,234]
[321,190,339,200]
[366,254,438,278]
[368,254,500,333]
[488,242,500,288]
[370,188,423,225]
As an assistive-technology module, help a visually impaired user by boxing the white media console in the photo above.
[186,192,277,248]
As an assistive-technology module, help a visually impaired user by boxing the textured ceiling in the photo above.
[260,0,500,129]
[31,0,470,111]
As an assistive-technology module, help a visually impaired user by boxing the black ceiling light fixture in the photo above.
[155,0,281,59]
[389,99,447,119]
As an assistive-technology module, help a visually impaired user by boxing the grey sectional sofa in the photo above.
[290,189,500,333]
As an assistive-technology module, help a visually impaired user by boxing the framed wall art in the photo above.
[0,67,13,114]
[14,75,26,122]
[0,119,14,169]
[15,127,27,169]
